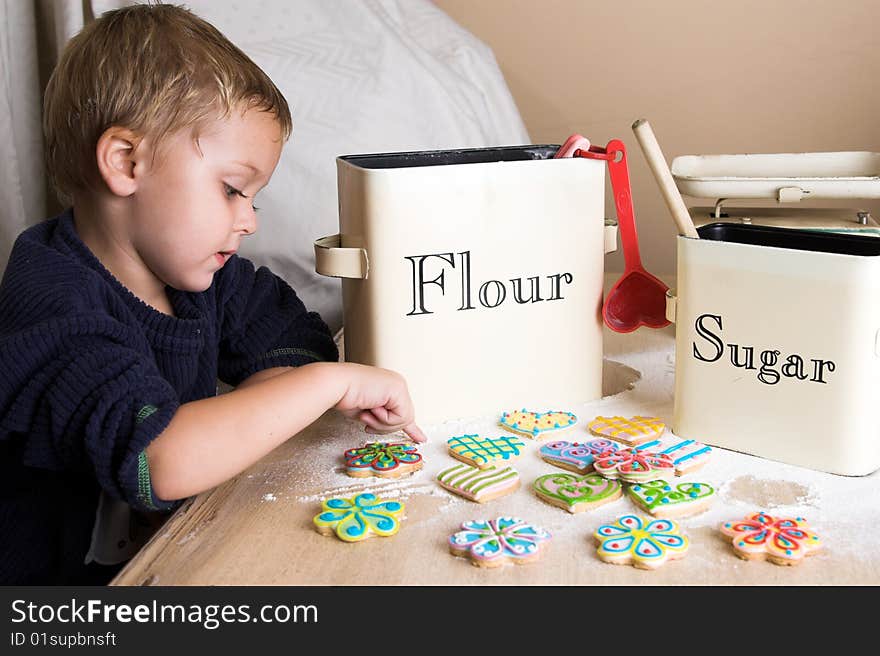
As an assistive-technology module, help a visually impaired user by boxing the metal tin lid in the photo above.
[672,151,880,200]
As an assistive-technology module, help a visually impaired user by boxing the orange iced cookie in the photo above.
[720,512,821,566]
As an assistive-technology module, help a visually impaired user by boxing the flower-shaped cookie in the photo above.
[449,517,552,568]
[593,448,675,483]
[539,439,619,474]
[447,434,524,469]
[313,493,404,542]
[533,472,622,513]
[588,415,665,446]
[627,480,716,518]
[344,441,423,478]
[720,512,821,566]
[594,514,689,570]
[500,409,577,439]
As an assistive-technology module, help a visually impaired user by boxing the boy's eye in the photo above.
[223,182,245,198]
[224,182,260,212]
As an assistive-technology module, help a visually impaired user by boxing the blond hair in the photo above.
[43,2,292,202]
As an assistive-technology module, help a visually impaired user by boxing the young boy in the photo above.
[0,3,425,584]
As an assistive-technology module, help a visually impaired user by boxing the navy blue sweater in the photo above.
[0,210,338,584]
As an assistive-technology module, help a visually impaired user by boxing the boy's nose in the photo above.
[236,208,257,235]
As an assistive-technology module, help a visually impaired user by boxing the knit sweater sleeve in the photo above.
[0,315,180,513]
[216,255,339,386]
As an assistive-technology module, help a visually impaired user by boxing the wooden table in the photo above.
[112,279,880,586]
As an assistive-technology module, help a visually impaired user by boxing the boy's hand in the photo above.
[334,363,427,443]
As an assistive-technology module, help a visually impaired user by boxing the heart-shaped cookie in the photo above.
[447,434,525,469]
[437,462,520,503]
[587,415,665,446]
[539,439,619,474]
[500,409,577,439]
[627,480,716,518]
[533,472,623,513]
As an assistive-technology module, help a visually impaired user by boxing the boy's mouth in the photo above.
[215,250,236,265]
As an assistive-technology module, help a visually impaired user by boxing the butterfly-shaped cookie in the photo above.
[593,448,676,483]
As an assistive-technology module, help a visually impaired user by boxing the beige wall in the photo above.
[435,0,880,274]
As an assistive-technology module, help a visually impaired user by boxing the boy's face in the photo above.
[129,106,283,292]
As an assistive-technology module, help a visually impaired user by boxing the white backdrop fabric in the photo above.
[0,0,529,330]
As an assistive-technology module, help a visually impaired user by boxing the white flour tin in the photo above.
[315,145,616,423]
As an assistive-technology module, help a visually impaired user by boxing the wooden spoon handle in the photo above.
[632,119,700,239]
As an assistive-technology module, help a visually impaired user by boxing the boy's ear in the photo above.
[95,126,146,197]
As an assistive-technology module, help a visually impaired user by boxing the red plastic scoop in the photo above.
[574,139,670,333]
[601,139,670,332]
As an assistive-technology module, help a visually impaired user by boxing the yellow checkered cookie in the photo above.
[587,415,665,446]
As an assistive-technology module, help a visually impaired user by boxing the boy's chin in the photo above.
[169,273,215,294]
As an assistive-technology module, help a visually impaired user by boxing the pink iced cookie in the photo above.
[593,448,675,483]
[449,517,552,568]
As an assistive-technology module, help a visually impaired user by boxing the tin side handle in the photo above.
[604,219,618,255]
[314,234,369,279]
[665,289,677,323]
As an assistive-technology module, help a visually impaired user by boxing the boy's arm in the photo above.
[234,366,292,388]
[145,362,425,501]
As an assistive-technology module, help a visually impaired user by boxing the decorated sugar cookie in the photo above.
[313,493,404,543]
[539,439,619,474]
[500,409,577,439]
[343,441,423,478]
[449,517,552,568]
[593,448,675,483]
[720,512,822,566]
[594,514,689,570]
[587,415,665,446]
[633,437,712,475]
[447,434,525,469]
[627,480,716,518]
[437,462,520,503]
[533,472,623,513]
